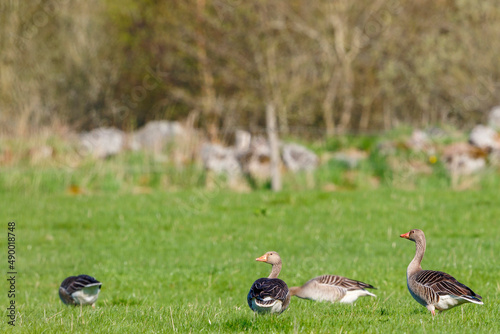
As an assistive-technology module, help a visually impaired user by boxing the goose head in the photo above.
[400,229,425,243]
[256,251,281,265]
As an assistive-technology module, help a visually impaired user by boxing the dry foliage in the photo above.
[1,0,500,137]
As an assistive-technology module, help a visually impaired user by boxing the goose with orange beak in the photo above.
[247,251,290,314]
[400,229,483,316]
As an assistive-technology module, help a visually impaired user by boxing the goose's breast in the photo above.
[407,279,428,307]
[71,286,101,305]
[251,298,283,314]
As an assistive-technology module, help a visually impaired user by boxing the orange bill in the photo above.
[255,254,268,262]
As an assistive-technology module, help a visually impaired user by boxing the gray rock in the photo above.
[488,106,500,130]
[79,127,125,159]
[442,142,487,175]
[234,130,251,152]
[200,143,242,177]
[281,143,318,172]
[407,129,431,152]
[238,137,272,181]
[469,125,500,151]
[131,121,185,153]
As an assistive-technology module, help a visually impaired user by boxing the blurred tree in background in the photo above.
[1,0,499,137]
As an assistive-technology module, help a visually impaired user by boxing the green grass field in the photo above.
[1,187,499,333]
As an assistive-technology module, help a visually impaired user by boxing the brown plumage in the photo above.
[247,251,291,314]
[290,274,376,303]
[400,229,483,316]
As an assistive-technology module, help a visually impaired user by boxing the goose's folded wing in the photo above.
[313,275,376,290]
[414,270,480,299]
[61,275,102,294]
[248,278,289,305]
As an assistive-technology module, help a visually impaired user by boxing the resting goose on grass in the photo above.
[290,274,376,303]
[247,251,291,314]
[400,229,483,316]
[59,274,102,307]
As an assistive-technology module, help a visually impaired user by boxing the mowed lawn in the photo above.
[1,188,499,333]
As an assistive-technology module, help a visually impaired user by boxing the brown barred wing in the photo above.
[414,270,482,301]
[313,275,376,291]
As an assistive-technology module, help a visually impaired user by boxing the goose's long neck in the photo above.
[408,237,425,277]
[289,286,299,296]
[269,262,282,278]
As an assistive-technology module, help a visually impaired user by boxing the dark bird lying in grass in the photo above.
[400,229,483,316]
[247,251,290,314]
[290,274,377,303]
[59,274,102,308]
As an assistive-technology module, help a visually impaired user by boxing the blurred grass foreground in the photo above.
[1,117,500,195]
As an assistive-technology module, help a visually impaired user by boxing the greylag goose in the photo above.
[400,229,483,316]
[247,251,291,314]
[59,274,102,307]
[290,275,376,303]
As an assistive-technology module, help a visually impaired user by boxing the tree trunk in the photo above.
[359,102,371,132]
[338,64,354,134]
[383,103,392,130]
[266,103,281,192]
[322,71,341,138]
[196,0,218,142]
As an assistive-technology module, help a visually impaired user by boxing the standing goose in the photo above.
[247,251,291,314]
[59,274,102,307]
[400,229,483,316]
[290,275,376,303]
